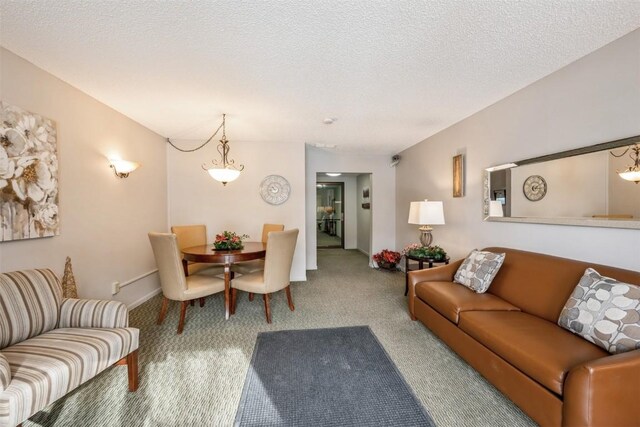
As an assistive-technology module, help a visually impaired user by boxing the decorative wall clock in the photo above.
[523,175,547,201]
[260,175,291,205]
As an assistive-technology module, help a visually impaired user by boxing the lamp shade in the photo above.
[408,201,445,225]
[619,169,640,183]
[109,159,140,175]
[207,167,241,184]
[488,200,504,217]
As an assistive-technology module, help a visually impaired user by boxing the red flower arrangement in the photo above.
[372,249,402,269]
[213,231,249,250]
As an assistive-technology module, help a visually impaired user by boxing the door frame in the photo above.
[316,181,345,249]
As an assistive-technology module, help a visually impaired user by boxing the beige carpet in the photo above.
[26,249,534,427]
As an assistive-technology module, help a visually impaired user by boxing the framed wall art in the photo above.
[0,102,59,241]
[453,154,464,197]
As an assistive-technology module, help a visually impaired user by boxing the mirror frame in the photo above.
[483,134,640,230]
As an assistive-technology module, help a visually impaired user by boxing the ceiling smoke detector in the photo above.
[323,118,337,125]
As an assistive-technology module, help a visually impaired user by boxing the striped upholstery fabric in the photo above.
[58,299,128,329]
[0,327,139,427]
[0,355,8,392]
[0,270,62,350]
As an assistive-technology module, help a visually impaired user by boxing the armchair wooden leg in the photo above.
[231,288,237,315]
[157,297,169,325]
[263,293,272,324]
[127,349,139,392]
[199,297,205,307]
[285,286,295,311]
[178,301,188,334]
[248,292,254,301]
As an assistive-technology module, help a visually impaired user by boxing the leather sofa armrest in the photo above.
[58,298,129,329]
[563,349,640,427]
[407,259,463,320]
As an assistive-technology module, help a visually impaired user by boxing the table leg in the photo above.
[405,257,409,296]
[224,263,231,320]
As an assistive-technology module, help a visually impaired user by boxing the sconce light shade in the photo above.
[207,167,241,185]
[489,200,504,217]
[109,159,140,178]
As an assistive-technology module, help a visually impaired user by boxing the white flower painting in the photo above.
[0,102,59,241]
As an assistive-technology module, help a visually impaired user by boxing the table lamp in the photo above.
[408,200,445,246]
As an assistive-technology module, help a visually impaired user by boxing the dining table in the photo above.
[181,242,267,320]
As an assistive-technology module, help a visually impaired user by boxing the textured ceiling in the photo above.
[1,1,640,154]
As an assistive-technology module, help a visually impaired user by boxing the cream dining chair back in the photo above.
[148,232,225,334]
[231,228,299,323]
[262,228,298,293]
[261,223,285,243]
[232,223,284,276]
[171,224,221,276]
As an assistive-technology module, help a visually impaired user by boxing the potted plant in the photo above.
[213,231,250,250]
[372,249,402,271]
[402,244,448,261]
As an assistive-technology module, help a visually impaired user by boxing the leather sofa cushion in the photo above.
[415,281,520,324]
[459,311,608,395]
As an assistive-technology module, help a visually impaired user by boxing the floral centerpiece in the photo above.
[402,244,447,261]
[373,249,402,270]
[213,231,249,250]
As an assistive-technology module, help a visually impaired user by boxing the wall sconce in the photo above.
[109,159,140,178]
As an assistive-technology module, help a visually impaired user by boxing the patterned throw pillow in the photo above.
[453,250,506,293]
[558,268,640,354]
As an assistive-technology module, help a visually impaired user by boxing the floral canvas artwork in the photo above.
[0,102,59,241]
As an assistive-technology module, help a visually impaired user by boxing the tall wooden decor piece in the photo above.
[61,257,78,298]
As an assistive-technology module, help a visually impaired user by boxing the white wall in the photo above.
[356,174,372,255]
[167,141,307,281]
[0,48,168,306]
[306,146,395,269]
[510,151,608,218]
[317,175,357,248]
[396,29,640,271]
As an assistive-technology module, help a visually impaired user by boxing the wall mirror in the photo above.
[482,135,640,229]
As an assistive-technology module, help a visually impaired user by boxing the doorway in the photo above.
[316,182,344,248]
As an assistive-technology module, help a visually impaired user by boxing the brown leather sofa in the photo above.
[408,247,640,427]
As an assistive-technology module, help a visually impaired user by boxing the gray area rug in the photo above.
[235,326,435,427]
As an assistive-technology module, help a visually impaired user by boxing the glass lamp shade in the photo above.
[109,159,140,177]
[207,167,241,184]
[488,200,504,217]
[408,201,445,225]
[618,169,640,183]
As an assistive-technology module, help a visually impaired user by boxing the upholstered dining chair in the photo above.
[171,224,223,276]
[232,223,284,276]
[149,232,225,334]
[231,228,298,323]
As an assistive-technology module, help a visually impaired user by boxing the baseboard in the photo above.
[357,248,370,257]
[127,287,162,310]
[292,274,307,282]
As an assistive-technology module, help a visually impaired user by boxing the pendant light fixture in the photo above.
[167,113,244,186]
[611,144,640,184]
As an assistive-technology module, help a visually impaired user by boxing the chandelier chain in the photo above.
[166,120,225,153]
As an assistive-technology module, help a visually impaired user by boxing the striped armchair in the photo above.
[0,269,139,427]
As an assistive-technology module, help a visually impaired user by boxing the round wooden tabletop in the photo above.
[182,241,267,264]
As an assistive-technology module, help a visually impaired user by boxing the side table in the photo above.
[404,255,450,296]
